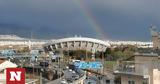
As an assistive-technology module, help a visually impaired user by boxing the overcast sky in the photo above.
[0,0,160,41]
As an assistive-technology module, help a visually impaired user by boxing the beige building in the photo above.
[114,53,160,84]
[150,26,160,50]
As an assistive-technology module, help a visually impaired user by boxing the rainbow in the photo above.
[73,0,108,39]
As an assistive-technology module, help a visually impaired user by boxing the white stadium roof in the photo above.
[44,37,110,52]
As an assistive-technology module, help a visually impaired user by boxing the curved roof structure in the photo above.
[44,37,110,52]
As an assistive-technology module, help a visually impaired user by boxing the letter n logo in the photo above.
[6,68,25,84]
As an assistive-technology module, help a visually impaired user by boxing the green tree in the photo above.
[104,45,137,60]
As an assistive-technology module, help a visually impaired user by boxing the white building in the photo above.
[108,41,153,48]
[0,35,48,49]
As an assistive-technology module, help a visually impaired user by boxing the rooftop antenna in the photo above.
[28,31,33,50]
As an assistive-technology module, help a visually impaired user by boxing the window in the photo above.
[143,80,148,84]
[143,82,148,84]
[128,81,135,84]
[106,80,110,84]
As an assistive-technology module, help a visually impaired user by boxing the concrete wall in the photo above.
[134,55,160,84]
[134,56,156,75]
[152,36,160,49]
[153,69,160,84]
[121,75,143,84]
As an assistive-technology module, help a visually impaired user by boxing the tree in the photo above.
[104,45,137,61]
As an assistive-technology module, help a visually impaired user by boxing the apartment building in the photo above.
[114,52,160,84]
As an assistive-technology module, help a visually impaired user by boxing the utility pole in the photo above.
[85,50,88,62]
[40,72,43,84]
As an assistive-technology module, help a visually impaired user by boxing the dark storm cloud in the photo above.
[0,0,159,40]
[83,0,160,41]
[0,23,31,37]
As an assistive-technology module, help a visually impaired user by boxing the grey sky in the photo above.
[0,0,159,41]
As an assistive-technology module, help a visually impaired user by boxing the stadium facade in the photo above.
[44,37,110,52]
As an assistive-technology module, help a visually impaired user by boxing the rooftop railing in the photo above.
[114,61,149,76]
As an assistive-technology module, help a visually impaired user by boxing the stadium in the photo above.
[44,37,110,52]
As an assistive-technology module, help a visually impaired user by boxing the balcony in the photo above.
[114,61,148,76]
